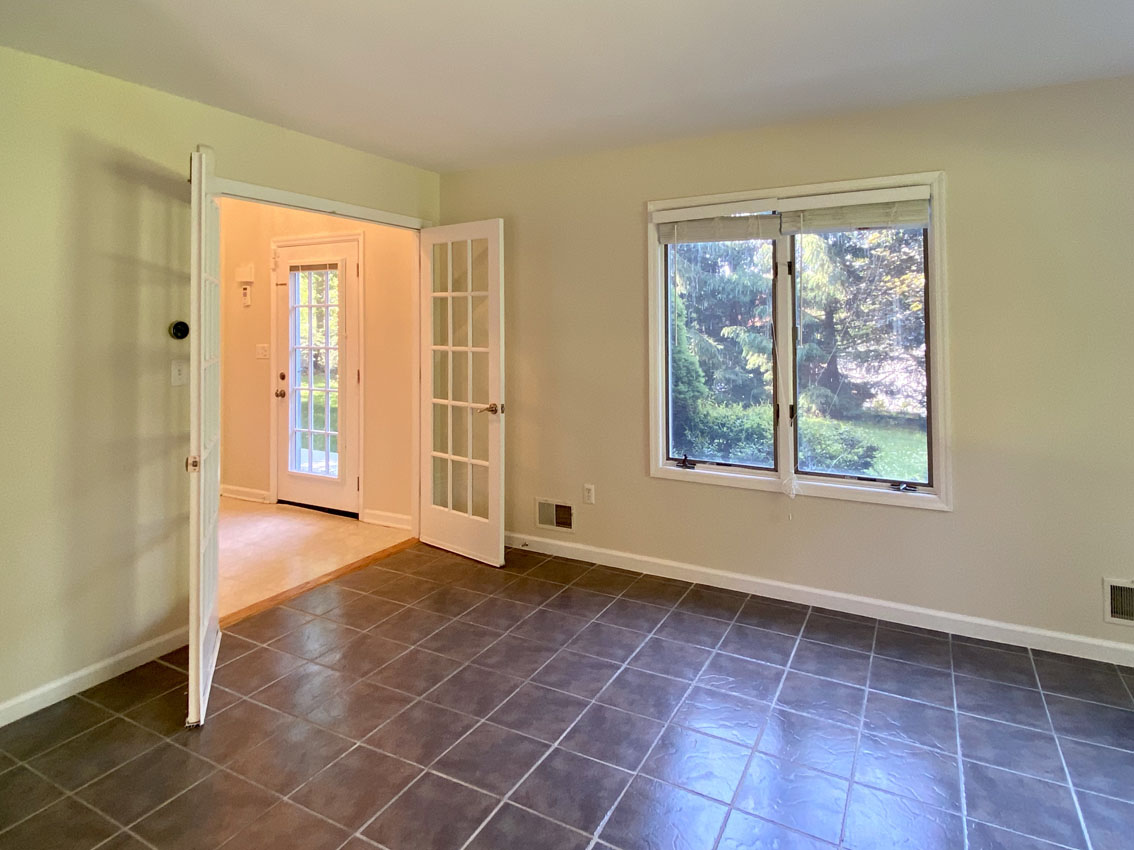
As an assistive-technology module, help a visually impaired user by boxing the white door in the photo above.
[187,145,222,726]
[274,240,361,513]
[420,221,505,566]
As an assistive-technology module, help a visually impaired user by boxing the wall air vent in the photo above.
[536,499,574,532]
[1104,578,1134,625]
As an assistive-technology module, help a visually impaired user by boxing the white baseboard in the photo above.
[361,509,413,530]
[0,627,189,728]
[220,485,273,503]
[506,532,1134,667]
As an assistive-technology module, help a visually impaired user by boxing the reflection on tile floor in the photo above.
[2,544,1133,850]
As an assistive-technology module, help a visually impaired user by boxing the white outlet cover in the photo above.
[170,359,189,386]
[255,344,270,360]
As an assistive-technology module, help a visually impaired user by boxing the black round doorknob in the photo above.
[168,321,190,340]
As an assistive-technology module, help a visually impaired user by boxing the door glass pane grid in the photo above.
[289,264,340,478]
[430,239,490,520]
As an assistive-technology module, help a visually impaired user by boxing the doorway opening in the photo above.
[215,198,417,623]
[187,146,505,725]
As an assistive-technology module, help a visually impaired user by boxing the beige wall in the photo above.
[441,75,1134,646]
[218,199,416,521]
[0,46,437,712]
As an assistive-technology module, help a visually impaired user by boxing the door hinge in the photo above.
[786,260,794,276]
[185,455,200,472]
[356,262,360,275]
[357,369,361,383]
[357,477,360,492]
[775,403,780,421]
[789,404,796,422]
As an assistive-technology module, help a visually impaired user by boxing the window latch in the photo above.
[889,482,918,493]
[676,454,697,470]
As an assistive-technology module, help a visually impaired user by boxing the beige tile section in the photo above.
[219,497,411,617]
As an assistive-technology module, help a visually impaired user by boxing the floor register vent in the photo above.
[1104,578,1134,625]
[536,499,574,531]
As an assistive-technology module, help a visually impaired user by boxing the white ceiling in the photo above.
[3,1,1133,172]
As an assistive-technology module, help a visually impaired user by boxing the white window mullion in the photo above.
[773,234,796,484]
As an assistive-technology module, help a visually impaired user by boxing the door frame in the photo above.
[268,232,364,513]
[212,174,431,538]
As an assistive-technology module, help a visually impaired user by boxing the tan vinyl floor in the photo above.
[219,496,412,618]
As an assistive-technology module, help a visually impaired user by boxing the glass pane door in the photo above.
[431,239,491,518]
[290,263,340,477]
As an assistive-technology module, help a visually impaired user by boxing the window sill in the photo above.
[652,462,952,511]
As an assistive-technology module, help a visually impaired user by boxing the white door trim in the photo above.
[269,233,364,513]
[213,177,424,538]
[213,176,432,231]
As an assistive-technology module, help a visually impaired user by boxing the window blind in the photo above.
[778,199,929,234]
[656,192,930,243]
[656,214,781,245]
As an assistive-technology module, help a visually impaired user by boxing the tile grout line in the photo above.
[344,568,675,847]
[1,749,166,850]
[834,617,880,848]
[581,583,748,850]
[9,632,1119,848]
[707,605,815,849]
[391,573,710,849]
[2,554,668,850]
[30,691,362,848]
[0,698,178,845]
[951,634,971,850]
[0,558,464,849]
[228,643,1127,850]
[1119,668,1134,705]
[1029,647,1094,850]
[2,648,1106,847]
[222,555,1134,723]
[338,559,676,846]
[5,547,1129,849]
[205,610,1134,746]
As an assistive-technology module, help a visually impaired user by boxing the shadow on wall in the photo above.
[58,135,191,669]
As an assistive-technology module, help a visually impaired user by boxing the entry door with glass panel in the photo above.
[420,220,504,566]
[274,239,360,513]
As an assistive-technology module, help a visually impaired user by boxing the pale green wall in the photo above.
[441,76,1134,645]
[0,46,439,709]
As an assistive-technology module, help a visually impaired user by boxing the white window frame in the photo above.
[647,172,952,511]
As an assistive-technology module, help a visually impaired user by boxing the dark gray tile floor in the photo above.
[2,544,1133,850]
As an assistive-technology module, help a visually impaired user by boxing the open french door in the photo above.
[187,145,222,725]
[420,220,505,566]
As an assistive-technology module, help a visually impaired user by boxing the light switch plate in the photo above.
[255,344,269,359]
